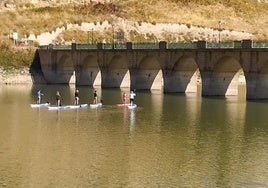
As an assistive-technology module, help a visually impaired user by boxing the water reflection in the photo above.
[129,108,135,132]
[240,101,268,187]
[0,85,267,187]
[151,90,163,130]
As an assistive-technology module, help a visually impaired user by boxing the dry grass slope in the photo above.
[0,0,267,43]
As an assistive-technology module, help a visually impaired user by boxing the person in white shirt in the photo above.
[129,90,136,106]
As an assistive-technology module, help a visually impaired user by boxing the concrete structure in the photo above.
[38,40,268,99]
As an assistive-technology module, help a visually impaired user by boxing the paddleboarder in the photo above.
[122,92,127,104]
[93,90,98,104]
[129,90,136,106]
[36,90,43,104]
[56,90,61,106]
[74,89,79,105]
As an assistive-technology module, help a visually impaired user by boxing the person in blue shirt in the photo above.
[37,90,43,104]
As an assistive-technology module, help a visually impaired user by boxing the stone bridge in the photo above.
[38,40,268,99]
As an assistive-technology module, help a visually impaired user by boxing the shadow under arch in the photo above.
[245,56,268,99]
[130,55,163,90]
[29,50,46,84]
[204,56,244,96]
[76,54,101,86]
[164,55,199,93]
[53,53,75,84]
[101,54,130,88]
[259,59,268,74]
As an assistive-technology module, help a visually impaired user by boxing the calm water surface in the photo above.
[0,85,267,188]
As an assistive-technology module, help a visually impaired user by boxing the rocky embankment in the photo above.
[35,19,253,46]
[0,67,32,84]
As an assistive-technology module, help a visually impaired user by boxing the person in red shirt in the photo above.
[122,92,127,104]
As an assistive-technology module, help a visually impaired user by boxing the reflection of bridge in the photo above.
[38,40,268,99]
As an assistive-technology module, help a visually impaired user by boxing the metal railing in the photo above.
[40,41,268,50]
[206,42,234,48]
[76,44,97,50]
[167,43,197,49]
[52,45,71,50]
[253,42,268,48]
[132,43,159,49]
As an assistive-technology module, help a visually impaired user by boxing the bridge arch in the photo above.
[131,55,163,90]
[55,53,74,83]
[164,55,199,93]
[76,54,101,86]
[203,56,244,96]
[101,55,130,88]
[139,55,161,70]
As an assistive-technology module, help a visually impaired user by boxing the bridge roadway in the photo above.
[38,40,268,99]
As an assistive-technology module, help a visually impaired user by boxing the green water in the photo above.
[0,85,267,188]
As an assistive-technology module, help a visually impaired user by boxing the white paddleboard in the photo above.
[90,103,102,108]
[48,106,69,110]
[117,103,130,107]
[128,104,137,109]
[69,104,88,109]
[48,104,88,110]
[30,103,50,108]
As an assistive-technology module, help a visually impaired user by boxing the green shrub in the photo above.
[0,45,36,68]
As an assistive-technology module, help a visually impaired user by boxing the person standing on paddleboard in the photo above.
[74,89,79,105]
[36,90,43,104]
[56,91,61,106]
[93,90,98,104]
[129,90,136,106]
[122,92,127,104]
